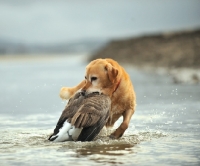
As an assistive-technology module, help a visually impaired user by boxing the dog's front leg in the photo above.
[60,80,85,100]
[110,108,134,139]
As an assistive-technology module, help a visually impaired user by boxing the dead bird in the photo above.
[48,91,111,142]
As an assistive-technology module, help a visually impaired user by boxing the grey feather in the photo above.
[49,92,111,142]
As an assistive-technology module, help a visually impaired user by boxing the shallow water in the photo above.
[0,54,200,166]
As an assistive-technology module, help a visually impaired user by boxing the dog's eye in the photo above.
[91,77,97,82]
[85,76,87,79]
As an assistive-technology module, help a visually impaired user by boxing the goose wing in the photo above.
[49,92,85,138]
[49,92,111,142]
[71,93,111,141]
[77,109,109,141]
[71,93,111,128]
[59,92,85,122]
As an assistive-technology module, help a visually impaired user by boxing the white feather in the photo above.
[51,121,82,142]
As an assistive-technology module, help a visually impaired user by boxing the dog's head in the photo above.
[82,59,120,96]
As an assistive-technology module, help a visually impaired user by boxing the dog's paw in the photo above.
[109,130,123,139]
[109,134,118,139]
[59,87,71,100]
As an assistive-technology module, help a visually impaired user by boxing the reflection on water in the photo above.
[0,128,167,166]
[75,144,136,165]
[75,144,134,156]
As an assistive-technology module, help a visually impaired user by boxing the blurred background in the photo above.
[0,0,200,56]
[1,2,200,165]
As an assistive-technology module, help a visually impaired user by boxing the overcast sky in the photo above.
[0,0,200,44]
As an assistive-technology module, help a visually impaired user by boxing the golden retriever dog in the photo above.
[60,58,136,139]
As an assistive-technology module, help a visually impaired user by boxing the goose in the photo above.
[48,92,111,142]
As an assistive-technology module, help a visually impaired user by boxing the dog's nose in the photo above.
[81,90,86,96]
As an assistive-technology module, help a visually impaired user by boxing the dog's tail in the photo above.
[60,80,85,100]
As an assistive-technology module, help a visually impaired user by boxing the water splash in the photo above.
[0,128,167,153]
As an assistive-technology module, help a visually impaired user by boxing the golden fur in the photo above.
[60,58,136,138]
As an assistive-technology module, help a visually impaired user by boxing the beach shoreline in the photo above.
[89,29,200,84]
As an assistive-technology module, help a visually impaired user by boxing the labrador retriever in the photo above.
[60,58,136,139]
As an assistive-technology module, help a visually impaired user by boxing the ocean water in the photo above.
[0,54,200,166]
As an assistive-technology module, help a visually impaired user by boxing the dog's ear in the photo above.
[105,63,118,83]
